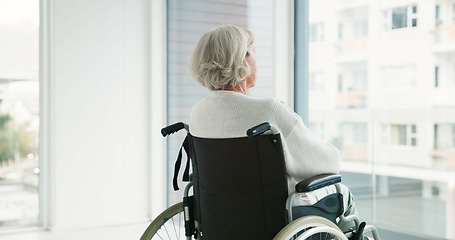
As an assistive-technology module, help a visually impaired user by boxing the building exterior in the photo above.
[308,0,455,238]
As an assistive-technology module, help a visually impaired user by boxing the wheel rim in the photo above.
[140,202,187,240]
[273,216,348,240]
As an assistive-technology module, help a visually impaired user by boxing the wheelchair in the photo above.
[141,122,380,240]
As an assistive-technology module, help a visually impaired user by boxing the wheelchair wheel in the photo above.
[273,216,349,240]
[140,202,190,240]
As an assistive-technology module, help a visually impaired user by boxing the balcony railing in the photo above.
[334,37,368,56]
[342,145,368,161]
[432,23,455,45]
[336,91,367,109]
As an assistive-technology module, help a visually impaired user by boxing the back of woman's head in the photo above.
[189,25,255,91]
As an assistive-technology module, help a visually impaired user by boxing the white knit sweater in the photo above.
[189,91,340,192]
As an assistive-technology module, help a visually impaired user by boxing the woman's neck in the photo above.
[222,81,248,95]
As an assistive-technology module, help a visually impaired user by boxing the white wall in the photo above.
[44,0,151,230]
[41,0,291,230]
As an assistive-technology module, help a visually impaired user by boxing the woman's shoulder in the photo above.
[259,97,296,115]
[201,91,278,105]
[192,91,297,116]
[246,96,303,124]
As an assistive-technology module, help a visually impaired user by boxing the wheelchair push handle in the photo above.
[161,122,189,137]
[247,122,278,138]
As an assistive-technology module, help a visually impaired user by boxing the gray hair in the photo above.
[188,25,255,91]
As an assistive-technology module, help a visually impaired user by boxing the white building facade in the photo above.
[308,0,455,238]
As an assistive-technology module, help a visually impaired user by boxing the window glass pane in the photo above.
[308,1,455,239]
[453,3,455,23]
[309,23,324,42]
[392,7,408,29]
[436,5,441,20]
[391,124,407,145]
[309,23,318,42]
[167,0,275,204]
[0,0,39,228]
[452,125,455,147]
[435,66,440,87]
[309,72,324,91]
[338,23,343,40]
[354,20,368,37]
[382,11,389,30]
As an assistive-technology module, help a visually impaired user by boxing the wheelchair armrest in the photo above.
[295,173,342,193]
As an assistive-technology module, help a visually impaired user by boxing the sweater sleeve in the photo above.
[281,118,341,183]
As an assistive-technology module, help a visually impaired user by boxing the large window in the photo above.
[166,0,277,204]
[0,0,40,229]
[308,1,455,239]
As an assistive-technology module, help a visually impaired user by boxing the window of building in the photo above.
[452,64,455,86]
[383,5,418,30]
[392,7,408,29]
[434,123,455,150]
[452,125,455,148]
[335,123,368,161]
[412,5,418,27]
[353,19,368,37]
[434,124,439,149]
[337,75,343,92]
[435,66,440,87]
[309,22,324,42]
[436,5,441,21]
[337,71,367,92]
[410,124,417,146]
[338,23,343,40]
[391,124,407,145]
[383,124,417,147]
[352,70,368,91]
[381,124,389,144]
[309,72,324,91]
[353,123,368,143]
[452,3,455,23]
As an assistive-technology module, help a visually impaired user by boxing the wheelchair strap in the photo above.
[173,135,191,191]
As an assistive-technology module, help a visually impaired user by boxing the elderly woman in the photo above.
[188,24,357,231]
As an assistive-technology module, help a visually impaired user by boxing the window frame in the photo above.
[294,0,309,124]
[39,0,51,229]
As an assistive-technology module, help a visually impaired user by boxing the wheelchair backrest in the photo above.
[188,133,288,240]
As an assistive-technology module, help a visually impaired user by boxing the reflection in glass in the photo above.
[309,0,455,239]
[0,0,40,229]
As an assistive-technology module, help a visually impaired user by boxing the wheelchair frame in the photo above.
[140,122,380,240]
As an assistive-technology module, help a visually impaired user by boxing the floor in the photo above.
[0,172,450,240]
[0,215,443,240]
[0,222,149,240]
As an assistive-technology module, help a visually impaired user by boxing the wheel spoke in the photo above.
[140,202,186,240]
